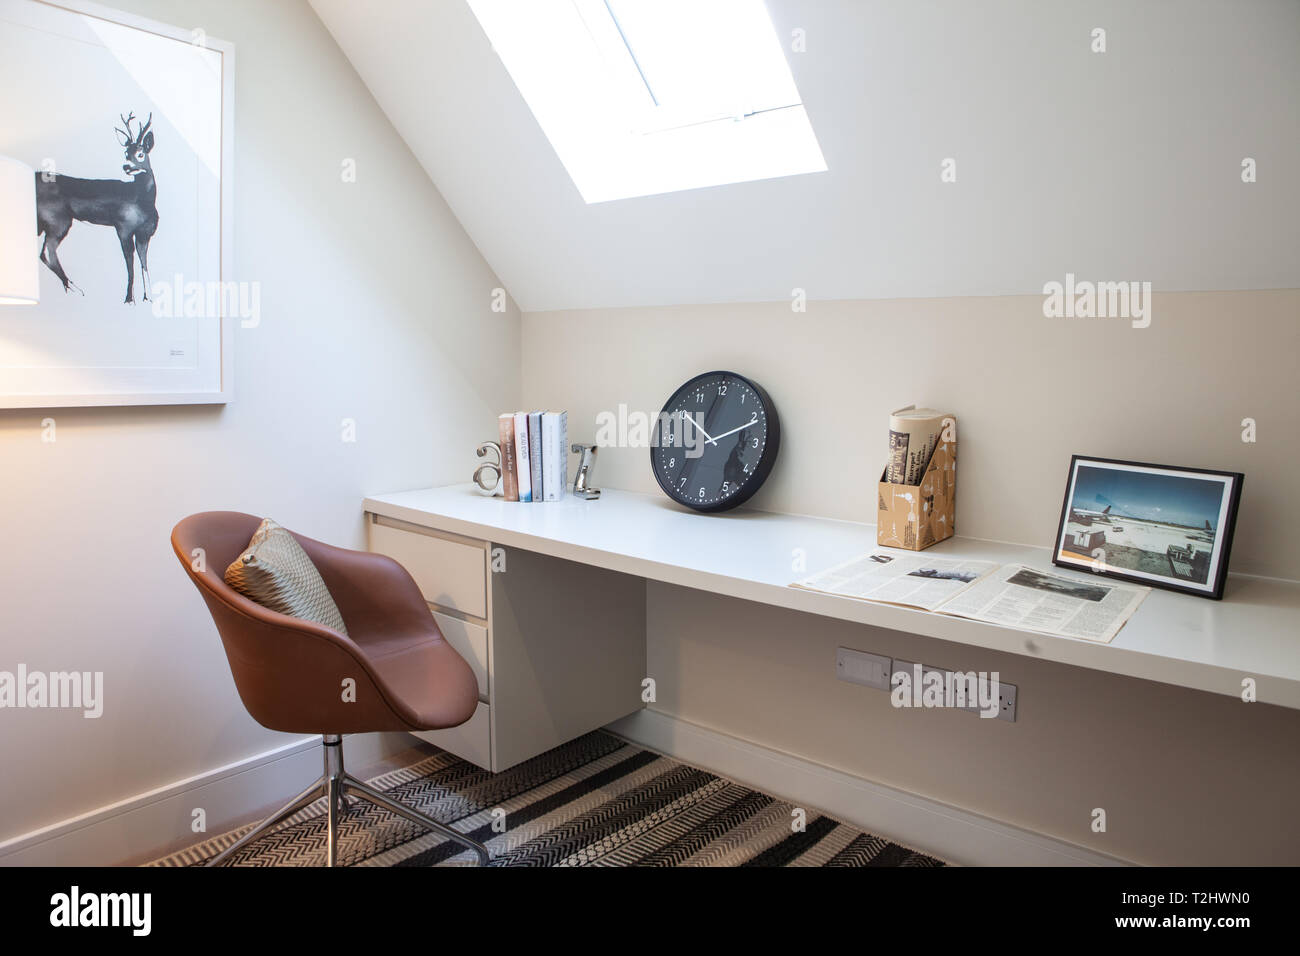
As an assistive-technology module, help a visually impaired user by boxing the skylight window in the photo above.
[467,0,827,203]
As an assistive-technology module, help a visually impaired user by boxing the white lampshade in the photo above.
[0,156,39,305]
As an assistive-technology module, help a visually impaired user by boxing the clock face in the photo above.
[650,371,780,512]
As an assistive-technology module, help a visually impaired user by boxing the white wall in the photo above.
[311,0,1300,311]
[3,0,1295,867]
[0,0,519,851]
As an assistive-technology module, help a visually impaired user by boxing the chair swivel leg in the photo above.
[205,734,488,867]
[343,774,491,865]
[205,777,326,867]
[323,734,347,867]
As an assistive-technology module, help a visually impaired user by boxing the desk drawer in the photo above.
[432,610,488,701]
[413,700,490,770]
[368,517,487,619]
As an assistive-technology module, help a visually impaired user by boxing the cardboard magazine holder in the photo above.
[877,432,957,551]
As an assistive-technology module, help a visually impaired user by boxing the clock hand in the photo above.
[682,413,715,444]
[706,414,759,445]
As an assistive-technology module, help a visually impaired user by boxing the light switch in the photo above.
[836,647,893,691]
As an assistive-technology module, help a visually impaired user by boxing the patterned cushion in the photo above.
[224,518,348,635]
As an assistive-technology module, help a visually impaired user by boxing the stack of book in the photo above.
[497,411,569,502]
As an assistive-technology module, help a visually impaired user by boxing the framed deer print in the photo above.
[0,0,234,408]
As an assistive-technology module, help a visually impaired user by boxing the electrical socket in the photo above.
[890,658,1017,722]
[996,680,1017,722]
[890,658,918,691]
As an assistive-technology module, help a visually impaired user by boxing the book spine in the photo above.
[557,411,568,495]
[541,411,568,501]
[498,414,519,501]
[528,411,543,503]
[541,413,558,501]
[513,411,532,502]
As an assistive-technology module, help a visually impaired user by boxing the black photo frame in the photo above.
[1052,456,1244,600]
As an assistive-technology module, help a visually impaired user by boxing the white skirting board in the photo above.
[0,732,410,867]
[605,710,1132,867]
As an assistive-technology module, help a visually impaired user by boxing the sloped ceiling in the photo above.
[309,0,1300,312]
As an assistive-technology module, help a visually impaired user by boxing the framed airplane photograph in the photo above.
[1052,456,1244,600]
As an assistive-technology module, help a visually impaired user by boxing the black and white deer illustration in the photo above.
[35,112,160,304]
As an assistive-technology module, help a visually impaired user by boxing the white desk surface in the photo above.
[363,485,1300,709]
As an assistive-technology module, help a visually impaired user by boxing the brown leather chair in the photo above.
[171,511,489,866]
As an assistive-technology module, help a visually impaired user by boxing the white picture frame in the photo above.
[0,0,235,408]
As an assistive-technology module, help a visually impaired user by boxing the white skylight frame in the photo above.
[467,0,827,203]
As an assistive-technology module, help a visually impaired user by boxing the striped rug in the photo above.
[151,731,944,867]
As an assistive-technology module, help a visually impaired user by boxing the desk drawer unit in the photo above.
[366,511,645,773]
[368,517,487,619]
[432,610,489,700]
[413,701,491,770]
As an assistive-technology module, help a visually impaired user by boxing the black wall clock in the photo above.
[650,370,780,513]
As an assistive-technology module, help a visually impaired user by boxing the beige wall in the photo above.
[650,582,1300,866]
[524,291,1298,580]
[0,0,519,846]
[523,291,1300,864]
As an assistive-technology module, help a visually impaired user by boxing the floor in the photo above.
[150,731,945,867]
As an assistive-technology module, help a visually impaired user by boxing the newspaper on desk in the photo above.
[792,552,1149,643]
[791,552,999,612]
[935,564,1148,644]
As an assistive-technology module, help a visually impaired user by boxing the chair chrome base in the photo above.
[205,735,490,867]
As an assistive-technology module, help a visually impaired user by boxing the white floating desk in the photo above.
[364,484,1300,711]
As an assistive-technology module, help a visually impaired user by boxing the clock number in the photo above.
[669,457,676,468]
[722,481,731,494]
[752,437,759,448]
[718,384,727,396]
[699,487,706,498]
